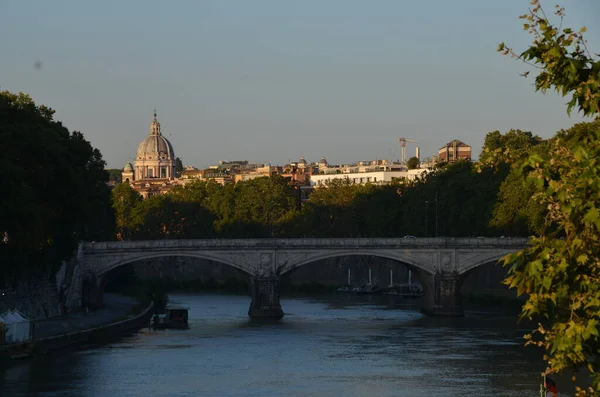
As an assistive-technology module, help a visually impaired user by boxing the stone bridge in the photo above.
[68,237,527,318]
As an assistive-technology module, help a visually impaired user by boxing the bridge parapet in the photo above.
[83,237,529,251]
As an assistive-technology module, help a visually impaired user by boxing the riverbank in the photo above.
[0,294,152,360]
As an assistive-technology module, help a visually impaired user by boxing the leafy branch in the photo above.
[498,0,599,116]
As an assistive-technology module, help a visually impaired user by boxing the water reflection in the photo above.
[1,293,551,397]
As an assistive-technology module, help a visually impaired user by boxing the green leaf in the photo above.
[542,276,552,291]
[583,207,600,225]
[584,319,599,339]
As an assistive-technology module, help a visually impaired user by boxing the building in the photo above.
[438,140,471,163]
[310,169,427,187]
[121,111,179,198]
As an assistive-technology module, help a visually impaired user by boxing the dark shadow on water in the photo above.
[246,317,284,326]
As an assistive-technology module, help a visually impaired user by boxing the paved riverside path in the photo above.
[32,294,137,339]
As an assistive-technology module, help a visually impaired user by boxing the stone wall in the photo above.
[0,280,62,320]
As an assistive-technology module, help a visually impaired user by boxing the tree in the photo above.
[175,157,183,177]
[106,168,122,184]
[226,175,297,237]
[293,179,377,237]
[499,3,600,395]
[486,132,550,237]
[406,156,420,170]
[112,182,143,240]
[131,194,215,240]
[479,129,543,169]
[0,90,114,285]
[169,179,221,205]
[402,161,506,237]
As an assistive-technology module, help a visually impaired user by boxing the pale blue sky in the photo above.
[0,0,597,168]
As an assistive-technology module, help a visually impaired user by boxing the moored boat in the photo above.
[352,281,384,295]
[386,283,424,298]
[151,306,189,329]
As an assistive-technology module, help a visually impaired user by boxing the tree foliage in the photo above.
[484,129,548,236]
[479,129,543,169]
[498,1,600,117]
[112,161,512,242]
[175,157,183,177]
[499,3,600,395]
[131,194,215,240]
[0,90,114,285]
[406,156,420,170]
[106,168,122,183]
[112,182,143,240]
[277,162,508,238]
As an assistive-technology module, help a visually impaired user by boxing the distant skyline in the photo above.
[1,0,597,169]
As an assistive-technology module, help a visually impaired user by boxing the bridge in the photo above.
[66,237,528,318]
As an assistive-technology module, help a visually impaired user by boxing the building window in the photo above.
[161,167,167,178]
[374,177,377,182]
[148,168,153,178]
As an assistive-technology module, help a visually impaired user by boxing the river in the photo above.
[1,293,552,397]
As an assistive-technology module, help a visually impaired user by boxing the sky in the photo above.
[0,0,598,169]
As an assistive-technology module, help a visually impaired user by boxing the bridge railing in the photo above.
[82,237,529,251]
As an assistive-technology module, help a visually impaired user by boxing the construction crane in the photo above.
[398,137,416,164]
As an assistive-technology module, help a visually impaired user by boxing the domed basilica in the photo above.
[122,111,179,197]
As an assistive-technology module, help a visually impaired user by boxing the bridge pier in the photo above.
[248,277,283,319]
[421,271,463,317]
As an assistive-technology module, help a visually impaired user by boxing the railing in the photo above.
[83,237,529,251]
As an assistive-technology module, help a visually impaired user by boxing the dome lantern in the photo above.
[150,109,161,136]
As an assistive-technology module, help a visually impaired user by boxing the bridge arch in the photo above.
[457,251,514,275]
[93,252,255,277]
[281,250,434,276]
[457,254,514,298]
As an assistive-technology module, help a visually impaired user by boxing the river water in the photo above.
[1,294,552,397]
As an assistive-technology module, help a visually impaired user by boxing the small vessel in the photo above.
[336,266,383,295]
[352,267,383,294]
[386,269,424,298]
[352,278,384,295]
[386,283,424,298]
[336,268,354,293]
[151,306,189,329]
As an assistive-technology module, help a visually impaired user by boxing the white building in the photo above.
[310,169,428,187]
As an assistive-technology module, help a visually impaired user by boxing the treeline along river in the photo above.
[0,293,553,397]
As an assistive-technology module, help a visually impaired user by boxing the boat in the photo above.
[336,278,384,295]
[386,283,424,298]
[336,267,383,295]
[385,269,424,298]
[352,279,384,295]
[151,306,189,329]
